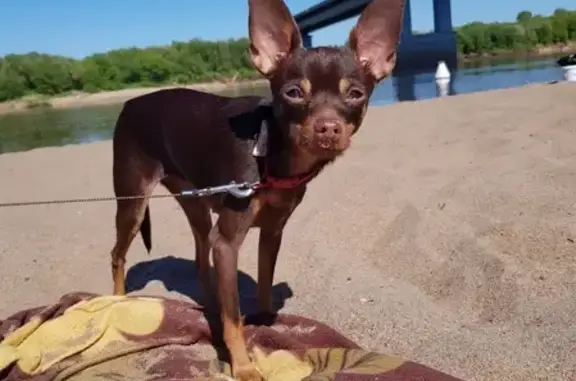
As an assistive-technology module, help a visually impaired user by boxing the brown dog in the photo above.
[109,0,404,379]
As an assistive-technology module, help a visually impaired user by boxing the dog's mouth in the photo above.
[289,123,353,158]
[300,134,350,158]
[315,138,345,153]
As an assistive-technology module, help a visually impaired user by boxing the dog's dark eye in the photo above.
[283,86,304,101]
[346,88,365,101]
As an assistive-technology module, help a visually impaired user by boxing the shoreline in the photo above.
[458,42,575,63]
[0,78,269,116]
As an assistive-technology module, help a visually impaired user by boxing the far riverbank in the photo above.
[0,79,268,116]
[1,45,573,117]
[458,42,576,63]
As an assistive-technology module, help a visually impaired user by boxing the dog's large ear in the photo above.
[248,0,302,77]
[348,0,405,82]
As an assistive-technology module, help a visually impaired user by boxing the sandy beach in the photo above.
[0,83,575,381]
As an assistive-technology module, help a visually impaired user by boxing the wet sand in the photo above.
[0,83,575,381]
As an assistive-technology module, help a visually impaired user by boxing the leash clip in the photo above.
[180,181,258,199]
[225,181,258,199]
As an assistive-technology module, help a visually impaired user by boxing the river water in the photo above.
[0,57,565,155]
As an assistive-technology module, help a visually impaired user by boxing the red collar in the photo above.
[256,164,319,190]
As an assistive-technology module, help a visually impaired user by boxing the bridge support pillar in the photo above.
[433,0,452,33]
[302,34,312,48]
[395,0,457,73]
[400,0,412,43]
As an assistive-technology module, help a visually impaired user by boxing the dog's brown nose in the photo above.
[313,118,342,138]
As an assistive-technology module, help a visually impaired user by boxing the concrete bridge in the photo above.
[294,0,458,72]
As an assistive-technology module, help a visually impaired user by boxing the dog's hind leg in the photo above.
[110,133,162,296]
[161,176,213,306]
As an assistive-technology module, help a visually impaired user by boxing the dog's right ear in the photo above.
[248,0,302,77]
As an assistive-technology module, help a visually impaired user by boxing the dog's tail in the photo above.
[140,206,152,253]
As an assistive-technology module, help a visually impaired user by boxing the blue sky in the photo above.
[0,0,574,58]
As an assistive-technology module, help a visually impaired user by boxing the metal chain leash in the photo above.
[0,181,260,208]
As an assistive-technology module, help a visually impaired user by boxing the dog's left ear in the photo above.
[348,0,405,82]
[248,0,302,77]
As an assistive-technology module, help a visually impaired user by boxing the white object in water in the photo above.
[435,61,451,97]
[435,61,451,80]
[562,65,576,82]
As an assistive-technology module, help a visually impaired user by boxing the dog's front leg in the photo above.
[257,188,307,314]
[257,226,283,314]
[210,208,262,381]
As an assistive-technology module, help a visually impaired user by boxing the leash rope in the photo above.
[0,181,260,208]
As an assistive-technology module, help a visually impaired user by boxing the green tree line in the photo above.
[456,9,576,55]
[0,38,257,102]
[1,8,575,102]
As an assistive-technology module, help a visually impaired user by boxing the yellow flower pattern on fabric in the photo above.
[0,295,164,375]
[251,346,313,381]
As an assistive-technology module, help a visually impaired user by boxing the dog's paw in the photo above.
[233,363,263,381]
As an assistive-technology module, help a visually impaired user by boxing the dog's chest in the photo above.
[251,189,301,228]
